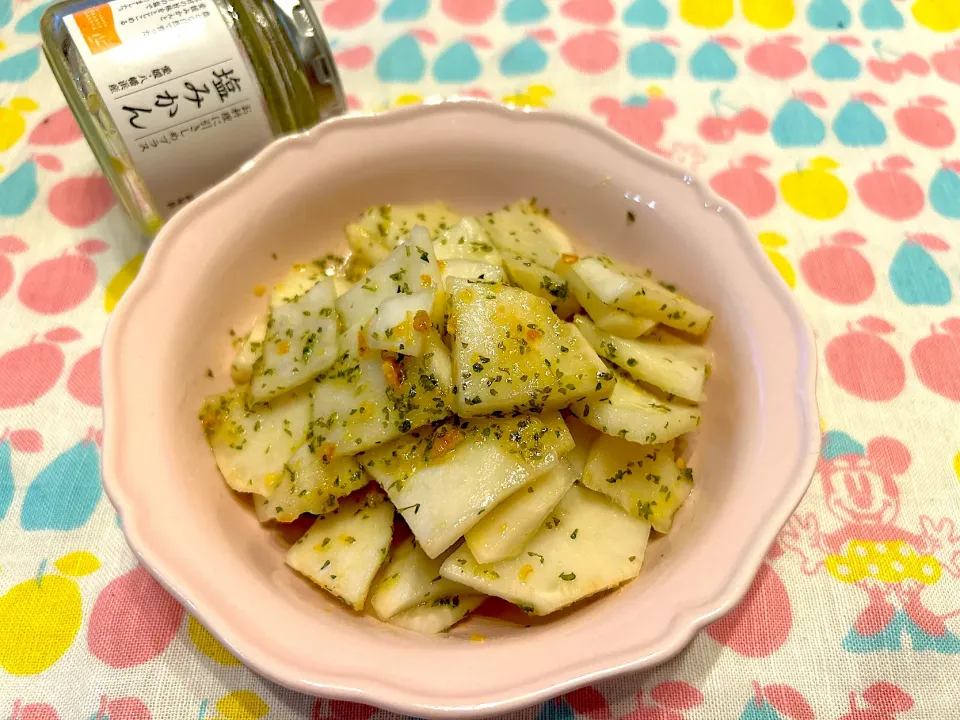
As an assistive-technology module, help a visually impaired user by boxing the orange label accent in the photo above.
[73,4,122,55]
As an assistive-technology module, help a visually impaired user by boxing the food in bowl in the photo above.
[198,198,714,634]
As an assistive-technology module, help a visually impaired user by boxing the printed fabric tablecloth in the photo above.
[3,0,960,718]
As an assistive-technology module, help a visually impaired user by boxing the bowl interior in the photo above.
[106,104,812,712]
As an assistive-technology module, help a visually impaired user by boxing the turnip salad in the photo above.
[199,199,713,635]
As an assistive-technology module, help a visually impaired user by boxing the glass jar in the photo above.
[41,0,345,236]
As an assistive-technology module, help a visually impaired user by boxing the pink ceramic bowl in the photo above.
[102,101,818,717]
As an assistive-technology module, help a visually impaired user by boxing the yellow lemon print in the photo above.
[189,616,240,666]
[213,691,270,720]
[502,85,554,108]
[104,253,145,313]
[743,0,795,28]
[54,551,100,577]
[912,0,960,30]
[820,416,827,433]
[681,0,733,27]
[758,232,796,288]
[0,562,83,675]
[953,450,959,481]
[393,93,423,107]
[0,98,39,153]
[780,157,848,220]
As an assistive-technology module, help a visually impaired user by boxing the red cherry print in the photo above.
[18,239,107,315]
[799,232,875,304]
[825,318,905,401]
[48,176,116,228]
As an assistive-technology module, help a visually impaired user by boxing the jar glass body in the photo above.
[41,0,343,236]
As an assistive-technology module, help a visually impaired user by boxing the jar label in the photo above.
[64,0,274,217]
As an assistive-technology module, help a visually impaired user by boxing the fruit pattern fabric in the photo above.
[2,0,960,717]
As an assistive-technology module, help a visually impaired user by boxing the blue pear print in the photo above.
[500,37,548,76]
[15,1,53,33]
[739,698,782,720]
[376,35,426,83]
[627,41,676,79]
[833,98,886,146]
[806,0,851,29]
[889,239,952,306]
[623,0,668,27]
[689,40,737,81]
[861,0,903,28]
[382,0,428,22]
[821,430,865,459]
[504,0,548,24]
[535,698,576,720]
[0,47,40,82]
[812,41,861,79]
[1,0,12,27]
[0,161,38,217]
[433,41,482,83]
[771,97,826,147]
[0,438,13,522]
[930,166,960,219]
[21,434,102,531]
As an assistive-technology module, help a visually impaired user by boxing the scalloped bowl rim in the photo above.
[102,100,819,717]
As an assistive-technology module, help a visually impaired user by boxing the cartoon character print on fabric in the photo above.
[591,89,677,158]
[781,432,960,654]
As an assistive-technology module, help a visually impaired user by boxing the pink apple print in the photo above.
[441,0,495,24]
[68,348,102,408]
[746,36,807,80]
[562,0,615,24]
[709,155,777,219]
[592,95,677,156]
[911,318,960,401]
[867,41,930,83]
[88,566,185,668]
[0,235,28,300]
[894,96,955,148]
[0,328,80,409]
[855,156,924,220]
[87,696,151,720]
[346,95,363,111]
[321,0,375,28]
[48,176,116,228]
[28,107,82,146]
[932,39,960,85]
[622,683,703,720]
[800,231,875,304]
[6,428,43,453]
[748,683,814,720]
[18,239,107,315]
[560,30,620,73]
[706,563,791,657]
[334,46,374,71]
[826,317,905,401]
[10,701,59,720]
[840,682,913,720]
[563,687,611,719]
